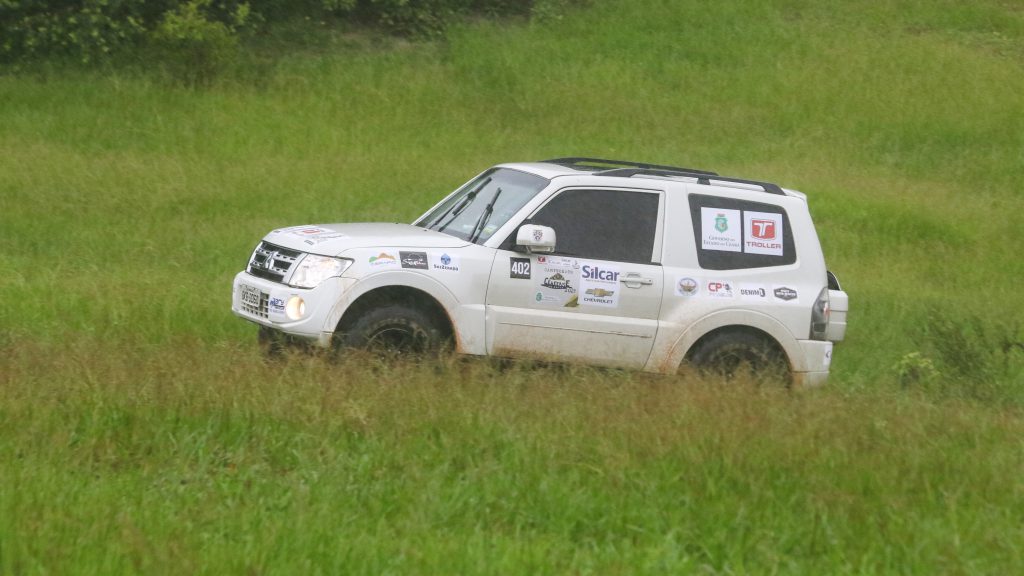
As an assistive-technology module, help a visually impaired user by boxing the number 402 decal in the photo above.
[510,257,531,279]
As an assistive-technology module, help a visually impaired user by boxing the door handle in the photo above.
[619,274,654,287]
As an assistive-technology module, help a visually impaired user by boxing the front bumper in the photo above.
[231,271,357,347]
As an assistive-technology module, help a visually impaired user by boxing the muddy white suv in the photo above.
[232,158,848,385]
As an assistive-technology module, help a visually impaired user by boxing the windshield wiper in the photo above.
[432,177,492,233]
[469,187,502,244]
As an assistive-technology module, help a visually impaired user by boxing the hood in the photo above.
[264,223,470,255]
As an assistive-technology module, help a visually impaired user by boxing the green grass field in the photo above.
[2,0,1023,572]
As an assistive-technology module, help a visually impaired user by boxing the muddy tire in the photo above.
[687,330,790,383]
[339,304,446,357]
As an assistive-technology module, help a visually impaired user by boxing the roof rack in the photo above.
[595,167,786,196]
[542,157,717,176]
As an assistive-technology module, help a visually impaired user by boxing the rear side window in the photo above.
[688,193,796,270]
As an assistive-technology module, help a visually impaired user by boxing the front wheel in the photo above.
[338,304,447,357]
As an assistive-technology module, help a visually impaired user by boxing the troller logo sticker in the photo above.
[744,211,784,256]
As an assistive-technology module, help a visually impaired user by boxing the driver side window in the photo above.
[528,189,660,264]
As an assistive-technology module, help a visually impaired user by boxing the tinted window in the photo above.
[688,193,796,269]
[526,189,660,264]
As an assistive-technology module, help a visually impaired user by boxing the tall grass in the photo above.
[2,342,1023,573]
[2,0,1024,571]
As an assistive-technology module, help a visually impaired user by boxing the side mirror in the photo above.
[516,224,556,254]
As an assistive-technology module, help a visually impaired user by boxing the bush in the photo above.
[0,0,166,64]
[0,0,586,68]
[149,0,248,86]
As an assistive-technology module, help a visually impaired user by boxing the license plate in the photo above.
[240,284,262,308]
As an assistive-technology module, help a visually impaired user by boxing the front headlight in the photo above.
[289,255,352,288]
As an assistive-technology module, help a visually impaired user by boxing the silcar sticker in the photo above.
[431,252,460,272]
[744,211,784,256]
[701,208,742,252]
[510,257,531,279]
[579,263,620,308]
[706,280,734,298]
[399,251,428,270]
[368,252,399,268]
[676,277,699,297]
[534,256,579,307]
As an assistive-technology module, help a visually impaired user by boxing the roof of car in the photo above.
[500,157,791,197]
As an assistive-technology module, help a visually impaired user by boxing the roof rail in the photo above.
[542,157,717,176]
[596,167,786,196]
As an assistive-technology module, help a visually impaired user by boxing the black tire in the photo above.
[338,304,446,357]
[687,330,790,383]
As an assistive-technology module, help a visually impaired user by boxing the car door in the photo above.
[485,187,664,369]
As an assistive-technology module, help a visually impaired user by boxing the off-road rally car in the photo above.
[232,158,848,385]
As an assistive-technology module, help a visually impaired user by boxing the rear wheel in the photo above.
[687,330,790,383]
[338,304,447,357]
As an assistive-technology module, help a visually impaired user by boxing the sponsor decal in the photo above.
[399,251,428,270]
[268,297,285,312]
[706,280,734,298]
[541,272,572,290]
[701,208,742,252]
[744,211,784,256]
[676,277,699,297]
[431,252,460,272]
[368,252,398,268]
[738,284,768,299]
[276,225,348,245]
[579,263,620,307]
[533,256,579,307]
[533,229,544,242]
[773,286,798,301]
[510,257,531,279]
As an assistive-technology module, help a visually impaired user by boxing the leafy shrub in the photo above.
[0,0,167,64]
[149,0,248,86]
[0,0,586,68]
[894,351,940,388]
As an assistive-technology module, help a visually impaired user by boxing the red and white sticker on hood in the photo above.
[271,225,348,245]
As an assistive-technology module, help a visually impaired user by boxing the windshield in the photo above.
[416,168,549,244]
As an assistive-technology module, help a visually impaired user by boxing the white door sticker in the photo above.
[744,211,784,256]
[706,280,734,298]
[675,276,700,297]
[579,263,620,308]
[701,208,742,252]
[534,256,580,307]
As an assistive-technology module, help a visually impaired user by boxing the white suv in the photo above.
[232,158,848,385]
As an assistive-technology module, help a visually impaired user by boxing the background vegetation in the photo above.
[1,0,1023,572]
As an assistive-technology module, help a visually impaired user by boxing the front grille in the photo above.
[241,290,269,319]
[247,241,302,283]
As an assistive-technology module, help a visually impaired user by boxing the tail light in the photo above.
[811,286,830,340]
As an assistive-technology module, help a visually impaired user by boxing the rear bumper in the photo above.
[792,339,833,386]
[791,370,830,388]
